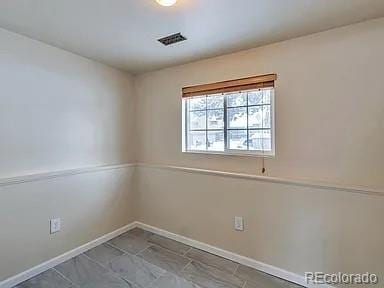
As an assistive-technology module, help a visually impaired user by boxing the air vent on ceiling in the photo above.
[158,33,187,46]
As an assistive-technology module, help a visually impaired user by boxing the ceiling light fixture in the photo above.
[156,0,177,7]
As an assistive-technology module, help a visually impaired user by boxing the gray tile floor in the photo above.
[14,228,304,288]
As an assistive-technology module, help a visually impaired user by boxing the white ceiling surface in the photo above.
[1,0,384,73]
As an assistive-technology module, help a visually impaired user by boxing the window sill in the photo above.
[182,150,275,158]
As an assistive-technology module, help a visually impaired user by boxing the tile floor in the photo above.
[14,228,303,288]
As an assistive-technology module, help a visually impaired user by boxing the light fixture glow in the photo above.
[156,0,177,6]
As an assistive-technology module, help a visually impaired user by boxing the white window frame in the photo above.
[182,88,275,157]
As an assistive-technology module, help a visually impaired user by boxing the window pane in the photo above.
[264,89,272,104]
[248,105,271,128]
[207,109,224,129]
[207,131,224,151]
[188,131,206,151]
[228,130,247,150]
[227,107,247,129]
[189,111,206,130]
[227,93,247,107]
[189,96,206,110]
[249,130,272,151]
[248,89,271,105]
[207,95,224,109]
[184,88,274,155]
[248,90,263,105]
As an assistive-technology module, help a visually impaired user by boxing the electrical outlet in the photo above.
[50,218,61,234]
[234,216,244,231]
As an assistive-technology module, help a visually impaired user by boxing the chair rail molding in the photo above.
[0,163,135,187]
[136,163,384,197]
[1,162,382,195]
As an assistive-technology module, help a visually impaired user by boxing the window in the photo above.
[182,74,276,156]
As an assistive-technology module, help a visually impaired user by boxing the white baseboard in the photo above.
[1,221,332,288]
[137,222,318,288]
[0,222,137,288]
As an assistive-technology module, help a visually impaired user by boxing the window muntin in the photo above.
[183,88,274,156]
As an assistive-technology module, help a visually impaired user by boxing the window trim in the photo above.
[182,88,276,157]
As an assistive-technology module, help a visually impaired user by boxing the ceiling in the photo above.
[1,0,384,74]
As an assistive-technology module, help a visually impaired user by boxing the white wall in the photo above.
[2,17,384,285]
[134,18,384,284]
[0,28,136,179]
[135,18,384,190]
[0,166,135,281]
[136,166,384,285]
[0,28,136,281]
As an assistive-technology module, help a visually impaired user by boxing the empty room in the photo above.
[0,0,383,287]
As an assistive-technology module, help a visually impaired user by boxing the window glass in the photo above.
[227,93,247,107]
[208,131,225,151]
[227,107,247,129]
[189,96,206,110]
[207,95,224,109]
[189,110,206,130]
[184,88,274,155]
[228,130,248,150]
